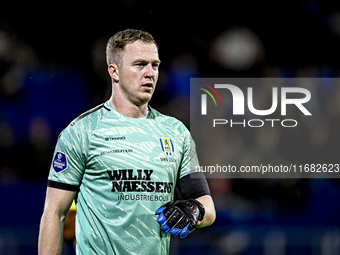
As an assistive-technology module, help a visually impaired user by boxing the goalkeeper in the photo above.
[38,29,215,255]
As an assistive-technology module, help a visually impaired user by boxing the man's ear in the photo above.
[108,64,119,82]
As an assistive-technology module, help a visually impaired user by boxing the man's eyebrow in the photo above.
[133,59,161,64]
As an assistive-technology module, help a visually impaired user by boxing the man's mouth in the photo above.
[141,83,153,90]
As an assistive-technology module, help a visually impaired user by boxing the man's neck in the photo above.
[109,96,148,118]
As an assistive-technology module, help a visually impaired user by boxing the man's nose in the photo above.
[145,64,155,78]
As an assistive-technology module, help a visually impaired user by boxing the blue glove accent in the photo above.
[156,212,167,225]
[155,206,167,215]
[169,215,184,236]
[179,223,192,238]
[161,223,170,233]
[170,228,182,237]
[156,207,177,234]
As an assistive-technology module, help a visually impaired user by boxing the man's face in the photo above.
[116,40,160,106]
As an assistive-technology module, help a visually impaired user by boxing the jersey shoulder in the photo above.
[70,102,111,127]
[150,107,191,138]
[59,102,111,139]
[149,107,189,134]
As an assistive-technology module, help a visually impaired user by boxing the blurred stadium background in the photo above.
[1,1,340,254]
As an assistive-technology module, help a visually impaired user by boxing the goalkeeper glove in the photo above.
[155,199,205,238]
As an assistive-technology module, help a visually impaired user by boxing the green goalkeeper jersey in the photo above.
[47,100,199,255]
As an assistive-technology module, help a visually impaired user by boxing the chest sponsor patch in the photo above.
[159,138,174,156]
[53,152,68,173]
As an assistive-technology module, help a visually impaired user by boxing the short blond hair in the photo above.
[106,29,157,66]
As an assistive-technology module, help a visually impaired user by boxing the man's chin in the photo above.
[135,95,153,106]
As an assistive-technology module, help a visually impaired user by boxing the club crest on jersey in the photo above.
[159,138,174,156]
[53,151,68,173]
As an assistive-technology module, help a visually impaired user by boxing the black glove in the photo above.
[155,199,205,238]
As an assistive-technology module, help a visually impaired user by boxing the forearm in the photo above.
[38,211,65,255]
[196,195,216,228]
